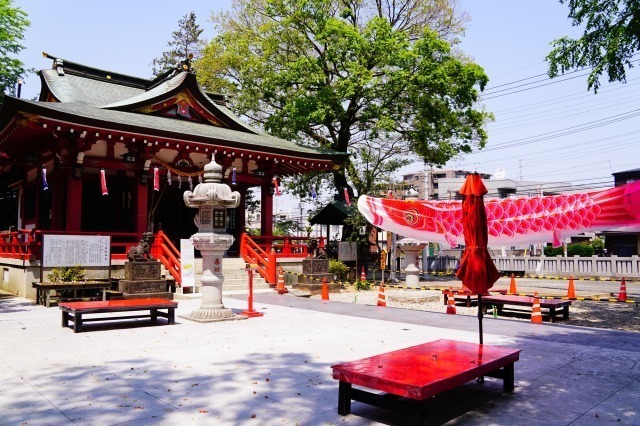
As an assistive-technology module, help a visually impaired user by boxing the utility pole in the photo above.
[519,159,523,181]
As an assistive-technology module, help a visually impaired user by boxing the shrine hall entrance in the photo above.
[81,172,136,233]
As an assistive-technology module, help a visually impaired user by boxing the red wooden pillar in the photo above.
[136,175,149,234]
[65,169,82,232]
[260,182,273,236]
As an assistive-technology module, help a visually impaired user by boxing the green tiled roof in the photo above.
[16,99,345,159]
[41,69,145,106]
[101,73,187,109]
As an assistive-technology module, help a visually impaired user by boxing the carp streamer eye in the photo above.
[405,208,419,225]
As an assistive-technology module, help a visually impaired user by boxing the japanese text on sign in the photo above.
[42,235,111,267]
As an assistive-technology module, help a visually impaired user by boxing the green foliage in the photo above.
[328,259,348,279]
[0,0,30,104]
[544,246,563,256]
[544,243,595,257]
[245,227,260,236]
[569,243,595,257]
[590,236,605,253]
[197,0,491,198]
[151,11,204,77]
[547,0,640,92]
[355,279,372,291]
[273,219,303,236]
[47,265,86,283]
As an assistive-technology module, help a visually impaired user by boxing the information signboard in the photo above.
[42,235,111,267]
[338,242,357,262]
[180,239,195,288]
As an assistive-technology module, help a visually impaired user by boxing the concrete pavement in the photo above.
[1,289,639,425]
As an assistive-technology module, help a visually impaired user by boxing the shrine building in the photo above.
[0,53,348,253]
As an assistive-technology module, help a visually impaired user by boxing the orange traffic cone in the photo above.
[360,266,366,281]
[377,284,386,307]
[617,277,628,302]
[531,292,543,324]
[446,287,456,314]
[566,276,576,299]
[321,278,330,301]
[508,274,517,295]
[276,268,288,294]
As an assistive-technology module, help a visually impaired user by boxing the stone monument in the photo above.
[293,238,340,296]
[181,157,245,322]
[118,232,173,300]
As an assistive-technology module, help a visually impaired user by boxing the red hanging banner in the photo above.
[153,167,160,191]
[344,188,351,205]
[100,169,108,195]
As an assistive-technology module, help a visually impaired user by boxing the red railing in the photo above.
[0,229,38,260]
[0,229,142,261]
[239,234,325,285]
[151,231,181,286]
[240,233,277,284]
[0,228,181,286]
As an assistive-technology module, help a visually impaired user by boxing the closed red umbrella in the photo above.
[455,173,500,344]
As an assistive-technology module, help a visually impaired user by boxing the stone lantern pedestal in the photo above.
[397,238,427,287]
[180,158,246,322]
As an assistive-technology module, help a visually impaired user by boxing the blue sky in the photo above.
[13,0,640,196]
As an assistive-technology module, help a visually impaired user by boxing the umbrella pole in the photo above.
[477,293,485,383]
[477,293,484,345]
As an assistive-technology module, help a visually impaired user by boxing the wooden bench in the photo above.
[331,339,520,425]
[441,288,475,307]
[33,281,113,307]
[59,298,177,333]
[481,295,571,323]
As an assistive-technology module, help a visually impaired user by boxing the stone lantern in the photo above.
[397,187,426,286]
[182,157,244,322]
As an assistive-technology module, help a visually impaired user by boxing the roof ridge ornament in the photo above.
[180,53,195,73]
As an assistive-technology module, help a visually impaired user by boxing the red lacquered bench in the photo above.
[59,298,178,333]
[331,339,520,425]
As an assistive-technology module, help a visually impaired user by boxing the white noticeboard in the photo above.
[181,239,195,288]
[42,235,111,267]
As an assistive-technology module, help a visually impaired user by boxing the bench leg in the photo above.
[73,313,82,333]
[45,290,51,308]
[151,308,158,321]
[549,307,556,323]
[338,381,352,416]
[503,363,515,392]
[408,405,428,426]
[168,308,175,325]
[62,311,69,328]
[563,305,569,320]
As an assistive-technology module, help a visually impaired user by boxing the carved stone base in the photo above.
[180,308,247,323]
[293,281,341,296]
[124,261,162,280]
[123,292,173,300]
[118,279,168,294]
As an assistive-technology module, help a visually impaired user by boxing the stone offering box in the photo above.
[293,258,340,295]
[118,261,173,300]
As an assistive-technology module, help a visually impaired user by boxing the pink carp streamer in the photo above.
[357,181,640,247]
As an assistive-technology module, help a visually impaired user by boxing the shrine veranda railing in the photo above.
[0,229,141,261]
[239,233,326,284]
[0,229,181,283]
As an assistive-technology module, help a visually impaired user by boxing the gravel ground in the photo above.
[312,288,640,333]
